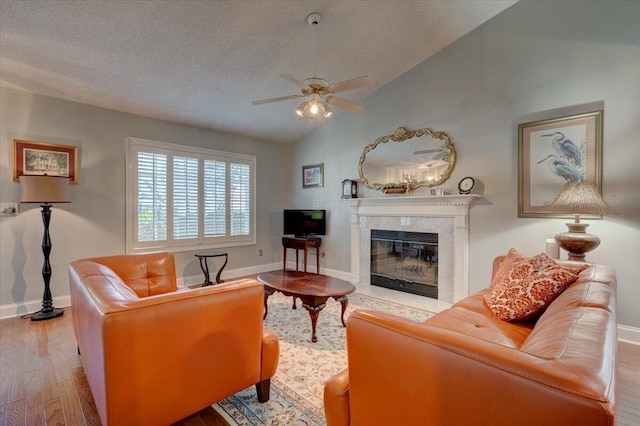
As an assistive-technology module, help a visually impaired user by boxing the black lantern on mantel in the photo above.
[341,179,358,199]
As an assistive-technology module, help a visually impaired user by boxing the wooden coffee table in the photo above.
[258,270,356,343]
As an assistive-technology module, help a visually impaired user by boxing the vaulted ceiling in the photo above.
[0,1,516,143]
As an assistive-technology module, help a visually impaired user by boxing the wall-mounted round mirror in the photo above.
[359,127,456,193]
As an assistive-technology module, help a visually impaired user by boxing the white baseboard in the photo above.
[617,324,640,345]
[313,266,351,281]
[0,262,282,320]
[180,261,282,286]
[181,262,350,286]
[3,266,640,347]
[1,295,72,320]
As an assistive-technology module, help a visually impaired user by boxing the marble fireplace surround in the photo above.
[350,195,479,304]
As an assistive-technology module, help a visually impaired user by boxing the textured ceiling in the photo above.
[0,1,516,144]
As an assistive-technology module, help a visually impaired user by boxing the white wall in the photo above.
[0,88,289,316]
[290,1,640,328]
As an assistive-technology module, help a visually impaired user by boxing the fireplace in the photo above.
[350,195,478,304]
[371,230,438,298]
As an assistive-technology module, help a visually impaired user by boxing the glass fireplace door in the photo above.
[370,230,438,298]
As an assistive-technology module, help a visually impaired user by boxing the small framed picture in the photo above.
[518,110,602,218]
[13,139,79,184]
[302,163,324,188]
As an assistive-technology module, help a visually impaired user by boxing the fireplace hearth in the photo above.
[371,230,438,298]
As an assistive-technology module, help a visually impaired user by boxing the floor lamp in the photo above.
[19,175,71,321]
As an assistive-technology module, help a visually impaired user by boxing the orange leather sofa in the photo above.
[324,256,617,426]
[69,252,279,426]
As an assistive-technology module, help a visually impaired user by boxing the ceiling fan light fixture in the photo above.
[308,93,321,115]
[252,12,373,120]
[295,101,313,119]
[295,98,333,120]
[317,100,332,117]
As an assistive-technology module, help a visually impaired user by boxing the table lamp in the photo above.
[20,175,71,321]
[543,182,616,261]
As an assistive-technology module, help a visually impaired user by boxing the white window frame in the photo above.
[126,137,256,253]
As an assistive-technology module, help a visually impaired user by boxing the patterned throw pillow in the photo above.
[489,248,529,290]
[485,253,580,322]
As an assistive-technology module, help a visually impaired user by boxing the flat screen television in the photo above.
[283,209,326,237]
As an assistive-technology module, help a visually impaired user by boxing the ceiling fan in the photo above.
[252,13,374,119]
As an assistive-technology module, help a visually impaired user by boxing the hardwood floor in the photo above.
[0,309,228,426]
[618,340,640,426]
[1,308,639,425]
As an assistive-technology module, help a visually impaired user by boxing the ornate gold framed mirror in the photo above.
[358,127,456,193]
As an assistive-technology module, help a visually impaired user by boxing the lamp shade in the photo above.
[543,182,616,216]
[19,175,71,204]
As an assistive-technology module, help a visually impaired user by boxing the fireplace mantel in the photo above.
[350,195,480,303]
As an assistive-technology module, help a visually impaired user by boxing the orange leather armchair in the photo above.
[324,257,617,426]
[69,252,279,426]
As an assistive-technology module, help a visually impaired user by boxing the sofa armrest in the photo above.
[343,309,615,426]
[324,368,350,426]
[260,329,280,381]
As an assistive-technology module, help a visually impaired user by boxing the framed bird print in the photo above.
[518,109,603,218]
[302,163,324,188]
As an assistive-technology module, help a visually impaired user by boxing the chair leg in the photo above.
[255,378,271,402]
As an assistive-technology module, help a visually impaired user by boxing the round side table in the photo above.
[194,251,228,286]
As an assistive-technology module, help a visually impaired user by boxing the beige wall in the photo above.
[290,1,640,328]
[0,88,289,315]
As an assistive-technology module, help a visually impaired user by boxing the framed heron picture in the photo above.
[518,110,603,218]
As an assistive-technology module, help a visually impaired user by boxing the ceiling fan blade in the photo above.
[326,96,365,115]
[280,74,309,90]
[252,94,302,105]
[327,76,373,93]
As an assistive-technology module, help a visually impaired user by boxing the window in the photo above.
[126,137,256,253]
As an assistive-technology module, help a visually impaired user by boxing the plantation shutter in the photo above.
[127,137,255,252]
[136,151,167,243]
[173,155,199,240]
[230,161,251,236]
[204,158,226,237]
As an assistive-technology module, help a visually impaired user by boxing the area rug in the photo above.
[213,291,433,425]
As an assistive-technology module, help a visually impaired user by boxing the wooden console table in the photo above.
[282,236,321,273]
